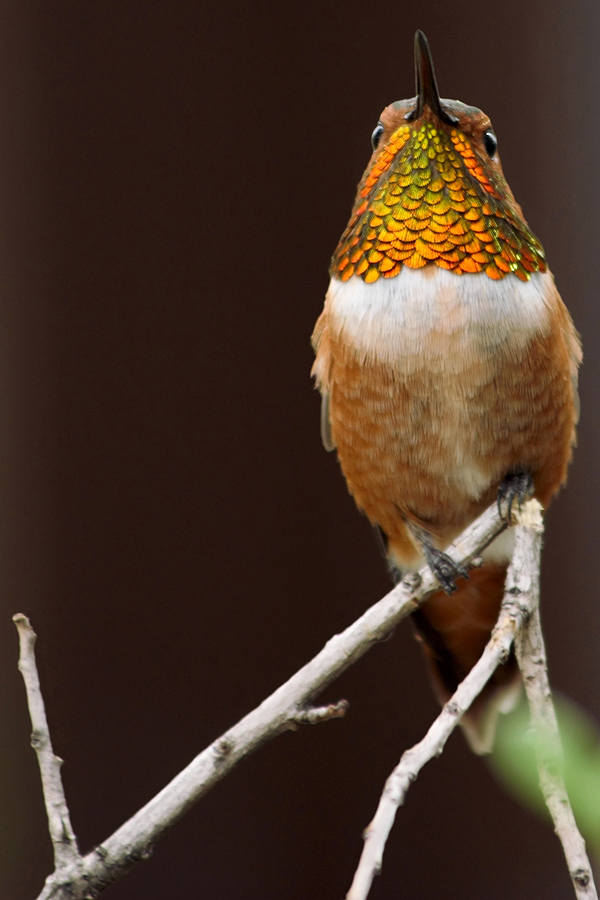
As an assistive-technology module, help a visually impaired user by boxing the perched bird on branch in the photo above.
[312,30,581,753]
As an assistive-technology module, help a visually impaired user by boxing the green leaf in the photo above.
[490,694,600,854]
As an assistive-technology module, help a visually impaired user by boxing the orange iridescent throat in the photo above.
[331,122,546,283]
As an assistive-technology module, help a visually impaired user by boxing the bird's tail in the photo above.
[411,560,521,754]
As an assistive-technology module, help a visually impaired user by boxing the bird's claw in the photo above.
[425,547,469,595]
[497,471,534,525]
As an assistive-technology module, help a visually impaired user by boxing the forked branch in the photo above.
[346,501,597,900]
[14,500,592,900]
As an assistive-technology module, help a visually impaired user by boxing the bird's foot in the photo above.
[423,545,469,595]
[497,471,534,525]
[405,518,469,595]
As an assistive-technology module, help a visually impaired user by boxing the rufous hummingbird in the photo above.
[312,30,581,753]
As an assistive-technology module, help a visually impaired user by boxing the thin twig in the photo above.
[28,502,506,900]
[292,699,350,725]
[512,505,597,900]
[13,614,82,872]
[347,501,598,900]
[345,500,541,900]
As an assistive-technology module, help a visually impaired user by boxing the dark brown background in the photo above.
[0,1,598,898]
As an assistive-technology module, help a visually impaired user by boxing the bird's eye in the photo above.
[371,122,384,150]
[483,130,498,158]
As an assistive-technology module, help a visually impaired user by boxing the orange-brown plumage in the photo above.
[312,32,581,752]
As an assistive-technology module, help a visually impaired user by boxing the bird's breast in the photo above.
[311,265,576,557]
[322,266,554,373]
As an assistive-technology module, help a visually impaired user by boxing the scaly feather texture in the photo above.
[332,119,546,284]
[312,38,581,752]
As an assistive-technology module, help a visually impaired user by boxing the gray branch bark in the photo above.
[512,503,596,899]
[13,500,594,900]
[17,503,505,900]
[13,615,82,873]
[346,501,597,900]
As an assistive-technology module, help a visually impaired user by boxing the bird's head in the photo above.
[332,30,546,284]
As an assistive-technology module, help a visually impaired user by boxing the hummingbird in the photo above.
[312,30,581,753]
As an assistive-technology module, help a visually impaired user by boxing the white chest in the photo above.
[325,267,554,371]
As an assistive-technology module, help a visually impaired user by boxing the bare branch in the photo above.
[28,502,505,900]
[512,505,597,900]
[346,501,540,900]
[292,699,350,725]
[13,614,82,872]
[346,500,598,900]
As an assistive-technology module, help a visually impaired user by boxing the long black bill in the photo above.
[406,30,457,125]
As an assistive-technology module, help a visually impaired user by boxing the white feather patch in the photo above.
[326,267,554,368]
